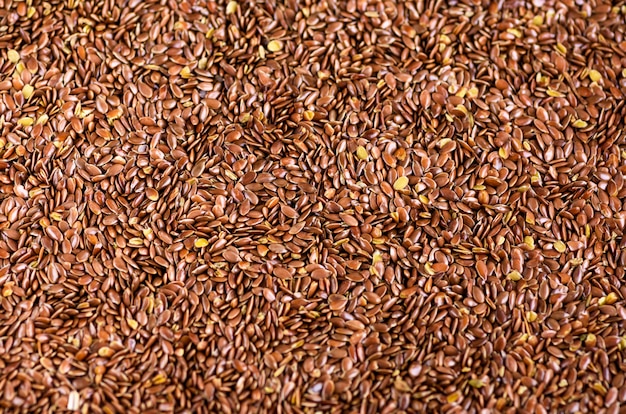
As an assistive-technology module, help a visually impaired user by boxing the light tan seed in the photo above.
[554,241,566,253]
[8,49,20,63]
[226,1,238,14]
[356,146,368,160]
[393,176,409,191]
[267,40,283,52]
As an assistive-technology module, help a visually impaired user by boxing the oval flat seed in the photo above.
[339,213,359,227]
[554,241,567,253]
[8,49,20,63]
[46,226,63,241]
[267,40,283,52]
[393,176,409,191]
[146,188,159,201]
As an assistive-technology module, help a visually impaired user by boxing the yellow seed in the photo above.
[559,379,568,387]
[556,43,567,55]
[585,333,597,347]
[317,70,330,80]
[98,347,114,357]
[18,117,34,127]
[498,147,509,159]
[438,138,452,148]
[507,271,522,281]
[36,114,49,125]
[592,382,607,394]
[267,40,283,52]
[588,69,602,83]
[393,176,409,191]
[605,292,619,305]
[50,212,63,221]
[554,241,567,253]
[22,84,34,100]
[303,110,314,121]
[507,28,522,38]
[152,374,167,385]
[468,379,484,388]
[503,211,513,224]
[547,88,564,97]
[418,194,429,204]
[447,392,460,403]
[180,66,192,79]
[527,311,537,322]
[27,6,36,18]
[225,170,238,180]
[128,238,143,246]
[142,228,153,238]
[7,49,20,63]
[572,119,588,128]
[532,15,544,26]
[372,251,382,264]
[194,238,209,248]
[127,318,139,330]
[356,146,368,160]
[226,1,238,14]
[467,87,479,98]
[530,172,540,183]
[569,257,583,266]
[2,285,13,297]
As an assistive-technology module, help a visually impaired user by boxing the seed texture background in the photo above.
[0,0,626,413]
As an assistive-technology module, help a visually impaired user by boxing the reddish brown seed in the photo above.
[45,226,63,241]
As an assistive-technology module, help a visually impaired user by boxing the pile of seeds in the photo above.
[1,0,626,412]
